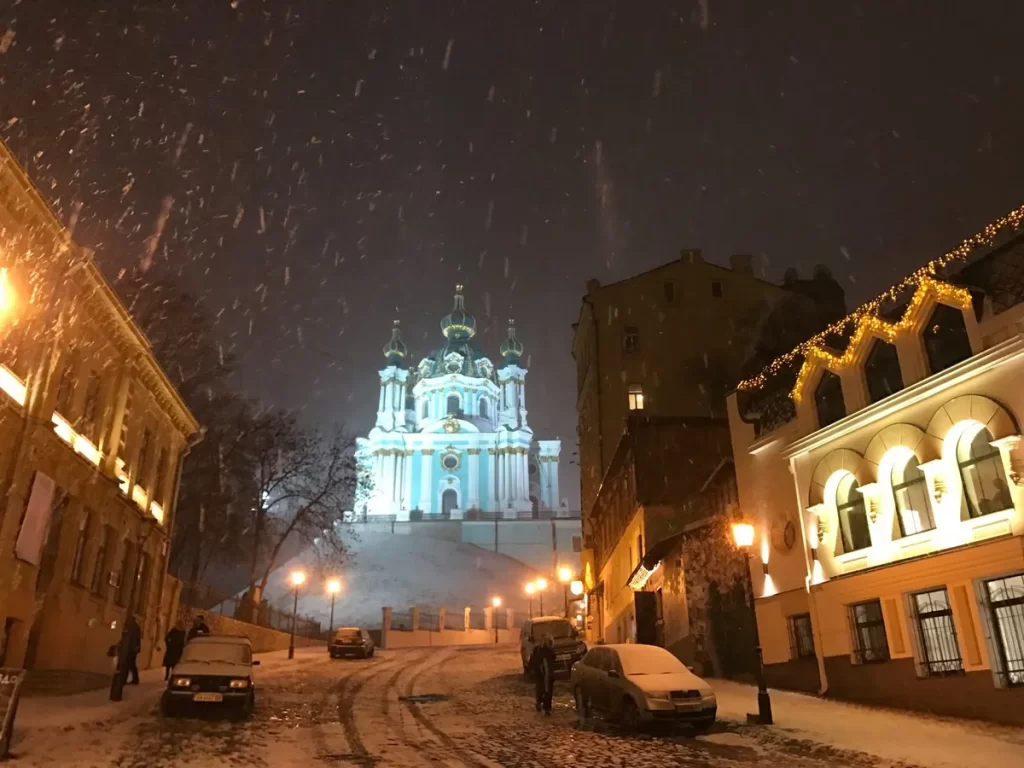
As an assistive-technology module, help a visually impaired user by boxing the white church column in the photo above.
[419,449,434,511]
[401,450,413,514]
[498,449,507,509]
[468,449,480,509]
[485,449,496,511]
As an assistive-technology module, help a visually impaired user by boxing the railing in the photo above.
[390,611,414,631]
[419,612,441,631]
[178,580,322,640]
[469,611,486,630]
[444,611,466,631]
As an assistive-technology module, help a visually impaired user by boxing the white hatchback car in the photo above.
[571,644,716,731]
[162,635,258,718]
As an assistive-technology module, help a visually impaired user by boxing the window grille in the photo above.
[912,589,963,675]
[851,600,889,664]
[986,574,1024,687]
[788,613,815,659]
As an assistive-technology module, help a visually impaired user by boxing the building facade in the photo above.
[354,286,561,520]
[0,141,200,682]
[727,209,1024,724]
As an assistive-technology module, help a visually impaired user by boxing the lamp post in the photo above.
[570,580,584,628]
[288,570,306,660]
[326,578,342,638]
[557,566,573,618]
[731,521,773,725]
[491,596,502,644]
[535,577,547,616]
[525,582,536,618]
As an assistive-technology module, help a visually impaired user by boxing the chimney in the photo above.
[585,278,601,295]
[679,248,703,264]
[730,254,754,275]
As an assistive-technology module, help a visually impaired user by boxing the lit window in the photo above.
[836,473,871,553]
[957,426,1012,518]
[851,599,889,663]
[891,455,935,536]
[623,326,639,353]
[628,384,644,411]
[788,614,815,659]
[912,589,963,676]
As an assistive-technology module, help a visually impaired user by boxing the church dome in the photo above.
[499,319,525,365]
[440,284,477,340]
[382,319,408,366]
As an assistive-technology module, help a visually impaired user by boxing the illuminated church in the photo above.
[354,285,561,519]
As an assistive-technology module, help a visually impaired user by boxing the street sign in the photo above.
[0,668,26,759]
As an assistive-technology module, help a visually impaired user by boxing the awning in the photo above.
[626,531,685,590]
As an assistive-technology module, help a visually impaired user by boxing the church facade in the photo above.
[354,286,561,520]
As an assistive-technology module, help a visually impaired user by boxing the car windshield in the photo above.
[531,620,575,640]
[336,629,361,639]
[615,646,686,676]
[181,641,251,665]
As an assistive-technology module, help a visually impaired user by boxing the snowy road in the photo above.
[11,645,1024,767]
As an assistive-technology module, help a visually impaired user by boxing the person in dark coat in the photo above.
[187,615,211,641]
[162,620,186,680]
[528,634,556,714]
[123,616,142,685]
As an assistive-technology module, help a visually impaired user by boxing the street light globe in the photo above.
[289,570,307,587]
[525,582,536,595]
[535,577,548,591]
[570,580,584,597]
[731,522,756,550]
[326,578,342,594]
[557,566,573,584]
[491,596,502,608]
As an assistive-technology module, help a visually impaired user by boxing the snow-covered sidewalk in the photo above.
[711,679,1024,768]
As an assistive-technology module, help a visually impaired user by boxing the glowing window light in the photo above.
[0,365,27,406]
[52,412,74,444]
[150,501,165,525]
[73,434,101,467]
[131,484,148,510]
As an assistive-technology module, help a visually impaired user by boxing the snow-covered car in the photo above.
[161,635,258,718]
[571,644,716,732]
[519,616,587,678]
[329,627,375,659]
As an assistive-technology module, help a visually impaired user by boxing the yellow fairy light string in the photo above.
[738,203,1024,394]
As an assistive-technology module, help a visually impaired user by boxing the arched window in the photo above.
[479,398,489,419]
[865,340,903,404]
[446,394,460,415]
[836,473,871,553]
[421,400,429,420]
[924,304,972,375]
[891,455,935,536]
[441,489,458,518]
[957,426,1013,518]
[814,371,845,429]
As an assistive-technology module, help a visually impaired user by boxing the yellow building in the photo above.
[727,208,1024,724]
[0,140,200,687]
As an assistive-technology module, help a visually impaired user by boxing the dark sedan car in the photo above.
[329,627,375,659]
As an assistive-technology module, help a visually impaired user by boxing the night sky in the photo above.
[3,1,1024,508]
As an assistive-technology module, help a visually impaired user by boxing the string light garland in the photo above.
[738,203,1024,395]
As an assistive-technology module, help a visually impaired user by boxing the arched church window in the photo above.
[814,371,845,429]
[836,473,871,553]
[924,304,972,375]
[865,340,903,404]
[479,398,489,419]
[957,426,1013,518]
[421,400,429,420]
[446,394,460,415]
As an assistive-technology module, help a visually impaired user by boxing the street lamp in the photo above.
[326,578,342,638]
[731,521,773,725]
[557,566,573,618]
[0,268,14,318]
[535,577,547,616]
[288,570,306,660]
[525,582,536,618]
[491,596,502,644]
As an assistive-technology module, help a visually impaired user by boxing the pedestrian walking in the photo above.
[187,615,211,641]
[528,634,556,714]
[122,616,142,685]
[162,620,186,680]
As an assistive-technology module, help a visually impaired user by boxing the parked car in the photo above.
[330,627,375,659]
[571,644,716,732]
[519,616,587,678]
[161,635,258,718]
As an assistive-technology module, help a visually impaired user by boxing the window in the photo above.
[836,473,871,553]
[663,282,675,304]
[851,600,889,663]
[628,384,644,411]
[55,360,75,415]
[924,304,972,374]
[136,428,153,487]
[788,614,815,659]
[957,426,1012,518]
[711,281,723,298]
[572,535,582,553]
[80,374,101,441]
[446,394,460,415]
[479,398,488,419]
[864,340,903,404]
[91,525,113,595]
[421,400,429,419]
[891,455,935,536]
[814,371,845,429]
[69,510,91,585]
[118,383,133,460]
[912,589,963,675]
[623,326,639,353]
[35,495,70,594]
[154,447,169,506]
[116,540,134,607]
[985,574,1024,687]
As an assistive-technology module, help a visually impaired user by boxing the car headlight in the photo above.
[171,677,191,688]
[229,679,250,689]
[577,643,587,655]
[702,693,717,708]
[645,691,672,702]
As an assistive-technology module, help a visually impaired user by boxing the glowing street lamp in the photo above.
[570,580,584,597]
[491,596,502,643]
[525,581,536,617]
[288,570,306,660]
[535,577,547,615]
[326,578,342,637]
[730,521,772,725]
[557,566,574,618]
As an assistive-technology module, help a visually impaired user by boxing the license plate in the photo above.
[674,701,700,711]
[193,693,223,703]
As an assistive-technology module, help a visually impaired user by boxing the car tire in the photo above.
[368,648,374,658]
[621,697,641,731]
[160,694,177,718]
[574,686,591,722]
[691,717,715,735]
[241,692,255,719]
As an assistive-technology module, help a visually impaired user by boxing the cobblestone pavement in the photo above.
[8,645,945,766]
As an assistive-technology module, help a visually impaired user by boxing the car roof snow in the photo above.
[190,635,252,645]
